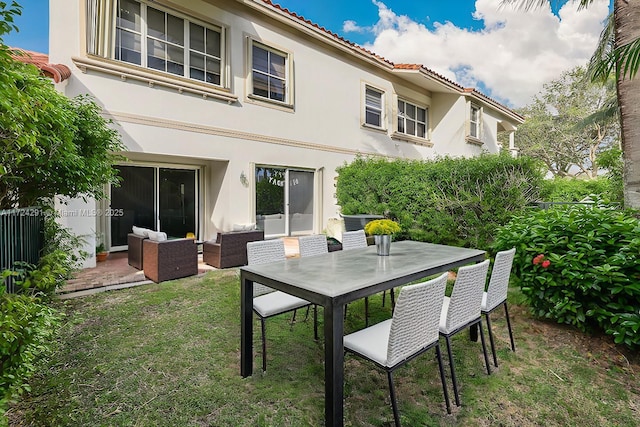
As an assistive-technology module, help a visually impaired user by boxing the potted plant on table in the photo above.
[364,219,401,256]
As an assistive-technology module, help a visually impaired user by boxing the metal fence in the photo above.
[0,207,45,292]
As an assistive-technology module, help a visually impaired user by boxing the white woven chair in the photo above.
[297,234,331,339]
[344,273,451,426]
[482,247,517,367]
[439,259,491,407]
[247,239,313,372]
[341,230,395,326]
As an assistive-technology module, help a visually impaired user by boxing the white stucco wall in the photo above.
[49,0,521,250]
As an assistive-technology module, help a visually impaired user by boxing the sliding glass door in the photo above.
[110,165,199,249]
[255,167,313,237]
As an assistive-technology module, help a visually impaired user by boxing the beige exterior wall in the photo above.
[50,0,522,267]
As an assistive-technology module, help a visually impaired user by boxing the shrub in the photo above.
[539,177,615,203]
[493,205,640,349]
[0,289,62,422]
[336,153,543,249]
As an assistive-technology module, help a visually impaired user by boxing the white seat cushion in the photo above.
[253,291,310,318]
[481,291,488,312]
[344,319,392,367]
[439,296,451,334]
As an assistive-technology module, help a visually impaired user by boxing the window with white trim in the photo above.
[397,99,427,139]
[364,86,384,127]
[470,103,481,139]
[251,42,289,103]
[113,0,223,86]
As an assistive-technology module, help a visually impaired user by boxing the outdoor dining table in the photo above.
[240,240,486,427]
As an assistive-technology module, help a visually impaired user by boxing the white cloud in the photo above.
[351,0,610,108]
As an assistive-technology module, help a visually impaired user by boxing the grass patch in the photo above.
[7,269,640,426]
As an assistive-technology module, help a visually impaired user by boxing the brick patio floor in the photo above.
[60,237,301,295]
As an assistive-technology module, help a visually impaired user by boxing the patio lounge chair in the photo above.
[203,229,264,268]
[142,236,198,283]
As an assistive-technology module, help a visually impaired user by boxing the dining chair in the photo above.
[247,239,314,372]
[341,230,394,326]
[482,247,517,367]
[297,234,331,339]
[439,259,491,407]
[344,273,451,426]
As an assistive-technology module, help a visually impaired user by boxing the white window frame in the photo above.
[469,102,482,141]
[397,98,428,139]
[248,39,293,107]
[112,0,226,87]
[363,85,385,130]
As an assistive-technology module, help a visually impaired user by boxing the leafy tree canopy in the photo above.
[0,1,125,209]
[515,66,619,178]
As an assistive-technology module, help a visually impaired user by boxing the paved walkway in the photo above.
[60,237,301,296]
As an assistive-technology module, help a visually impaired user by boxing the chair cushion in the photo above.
[132,226,149,237]
[439,296,451,334]
[147,230,168,242]
[253,291,310,318]
[344,319,392,367]
[481,292,488,311]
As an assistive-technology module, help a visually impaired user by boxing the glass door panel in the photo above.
[158,168,197,239]
[288,170,314,235]
[255,167,285,236]
[110,165,155,247]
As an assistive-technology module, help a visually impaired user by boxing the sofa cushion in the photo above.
[232,223,256,231]
[132,226,150,237]
[147,230,168,242]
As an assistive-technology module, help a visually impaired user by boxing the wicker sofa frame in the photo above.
[142,238,198,283]
[203,230,264,269]
[127,233,147,270]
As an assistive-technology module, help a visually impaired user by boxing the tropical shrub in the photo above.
[539,176,615,203]
[493,205,640,349]
[0,289,62,424]
[336,153,543,249]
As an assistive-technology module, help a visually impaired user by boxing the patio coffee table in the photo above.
[240,240,486,427]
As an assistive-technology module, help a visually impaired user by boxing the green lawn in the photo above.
[8,269,640,426]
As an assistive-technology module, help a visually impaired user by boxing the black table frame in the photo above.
[240,241,486,427]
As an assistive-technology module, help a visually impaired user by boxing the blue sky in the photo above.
[2,0,612,107]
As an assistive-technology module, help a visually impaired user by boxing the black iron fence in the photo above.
[0,207,45,292]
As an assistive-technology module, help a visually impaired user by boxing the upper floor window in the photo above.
[365,86,384,127]
[397,99,427,139]
[470,103,481,139]
[251,42,290,104]
[114,0,223,86]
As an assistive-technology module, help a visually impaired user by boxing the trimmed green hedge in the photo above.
[336,153,544,249]
[493,205,640,349]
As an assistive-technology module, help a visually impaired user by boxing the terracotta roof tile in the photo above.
[9,48,71,83]
[259,1,521,119]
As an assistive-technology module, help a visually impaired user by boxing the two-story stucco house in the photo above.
[49,0,523,267]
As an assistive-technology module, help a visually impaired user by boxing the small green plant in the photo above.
[364,219,401,235]
[95,243,106,253]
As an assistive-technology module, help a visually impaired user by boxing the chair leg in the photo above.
[484,312,498,367]
[435,344,452,414]
[478,319,491,375]
[504,302,516,351]
[387,370,401,427]
[261,317,267,372]
[382,289,387,307]
[365,297,369,327]
[444,335,460,407]
[290,309,297,325]
[390,287,396,310]
[313,305,318,341]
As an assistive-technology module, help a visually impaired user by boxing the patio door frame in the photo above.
[252,164,317,238]
[107,162,202,251]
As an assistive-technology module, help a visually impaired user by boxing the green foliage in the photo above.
[515,66,619,178]
[255,167,284,215]
[493,205,640,349]
[0,26,125,208]
[336,153,543,249]
[0,290,62,423]
[539,176,616,203]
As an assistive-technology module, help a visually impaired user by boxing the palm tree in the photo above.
[503,0,640,208]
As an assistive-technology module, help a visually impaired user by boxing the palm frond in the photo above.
[586,12,615,83]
